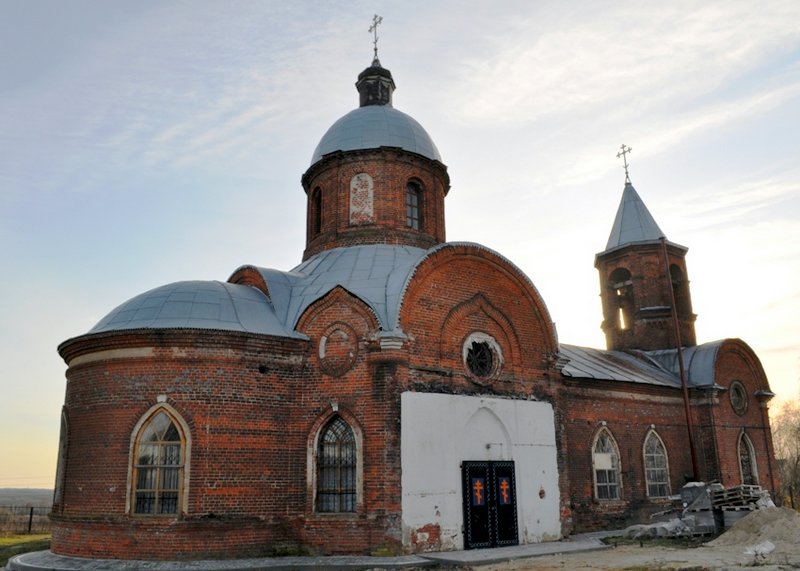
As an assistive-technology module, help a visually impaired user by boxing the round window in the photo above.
[318,323,358,377]
[462,332,502,383]
[729,381,748,416]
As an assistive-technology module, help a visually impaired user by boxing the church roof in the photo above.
[603,182,666,251]
[309,58,442,166]
[253,244,429,331]
[87,246,429,339]
[87,242,544,343]
[310,105,442,166]
[559,341,724,389]
[89,280,301,337]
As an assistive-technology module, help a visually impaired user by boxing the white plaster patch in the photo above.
[349,173,374,225]
[401,392,561,551]
[68,347,154,367]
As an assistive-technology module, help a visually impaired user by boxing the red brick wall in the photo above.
[561,340,779,531]
[596,243,697,351]
[562,380,698,530]
[301,148,450,260]
[710,340,779,493]
[53,317,407,559]
[399,244,558,395]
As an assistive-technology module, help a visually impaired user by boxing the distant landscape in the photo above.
[0,489,53,507]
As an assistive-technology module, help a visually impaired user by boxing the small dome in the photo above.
[89,280,298,336]
[310,105,442,166]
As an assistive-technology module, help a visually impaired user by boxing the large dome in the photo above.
[310,105,442,166]
[89,280,299,337]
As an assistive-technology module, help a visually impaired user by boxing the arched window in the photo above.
[316,416,357,512]
[593,428,621,500]
[739,432,758,485]
[311,187,322,236]
[609,268,633,331]
[643,430,670,498]
[670,264,691,317]
[131,409,186,515]
[405,181,422,230]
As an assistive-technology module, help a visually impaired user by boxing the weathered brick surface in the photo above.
[596,243,697,351]
[51,131,779,559]
[708,340,780,492]
[562,338,779,531]
[301,149,450,260]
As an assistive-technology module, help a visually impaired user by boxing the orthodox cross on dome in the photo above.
[617,144,632,184]
[369,14,383,61]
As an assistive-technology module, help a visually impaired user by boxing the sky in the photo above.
[1,0,798,489]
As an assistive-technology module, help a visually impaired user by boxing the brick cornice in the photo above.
[58,328,308,365]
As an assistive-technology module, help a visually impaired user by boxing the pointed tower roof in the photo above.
[603,182,667,251]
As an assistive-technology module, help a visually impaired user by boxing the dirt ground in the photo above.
[478,543,796,570]
[479,508,800,570]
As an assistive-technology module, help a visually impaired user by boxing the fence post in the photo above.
[28,506,34,534]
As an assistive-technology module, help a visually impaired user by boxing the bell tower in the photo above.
[595,148,696,351]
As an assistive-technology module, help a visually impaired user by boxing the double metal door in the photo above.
[461,460,518,549]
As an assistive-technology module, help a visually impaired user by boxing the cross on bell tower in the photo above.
[617,144,632,184]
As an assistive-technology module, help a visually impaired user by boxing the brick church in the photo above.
[51,54,778,560]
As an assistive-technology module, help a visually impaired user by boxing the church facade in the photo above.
[50,57,778,560]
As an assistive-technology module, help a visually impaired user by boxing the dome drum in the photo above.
[302,147,449,260]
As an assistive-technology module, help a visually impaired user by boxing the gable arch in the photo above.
[227,265,270,296]
[439,293,520,364]
[716,339,771,394]
[297,287,380,377]
[398,243,558,359]
[296,286,380,335]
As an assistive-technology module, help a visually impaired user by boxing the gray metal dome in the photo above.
[310,105,442,166]
[89,280,299,337]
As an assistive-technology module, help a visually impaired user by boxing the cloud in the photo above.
[450,1,800,124]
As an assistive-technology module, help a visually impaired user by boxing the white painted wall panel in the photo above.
[401,392,560,551]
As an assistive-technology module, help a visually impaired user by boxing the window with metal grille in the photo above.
[644,430,670,498]
[316,416,356,512]
[132,410,184,515]
[466,341,494,378]
[593,429,621,500]
[739,433,758,485]
[405,181,421,230]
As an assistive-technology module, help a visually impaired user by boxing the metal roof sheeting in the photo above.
[89,280,303,338]
[604,182,666,250]
[273,244,427,330]
[559,342,722,388]
[559,344,680,387]
[310,106,442,165]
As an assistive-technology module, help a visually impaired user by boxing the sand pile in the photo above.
[708,507,800,561]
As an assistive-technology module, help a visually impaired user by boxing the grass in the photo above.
[0,534,51,567]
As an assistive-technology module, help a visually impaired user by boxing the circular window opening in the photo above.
[319,323,358,377]
[463,332,502,383]
[730,381,748,416]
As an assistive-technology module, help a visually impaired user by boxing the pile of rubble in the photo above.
[708,506,800,564]
[623,482,775,538]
